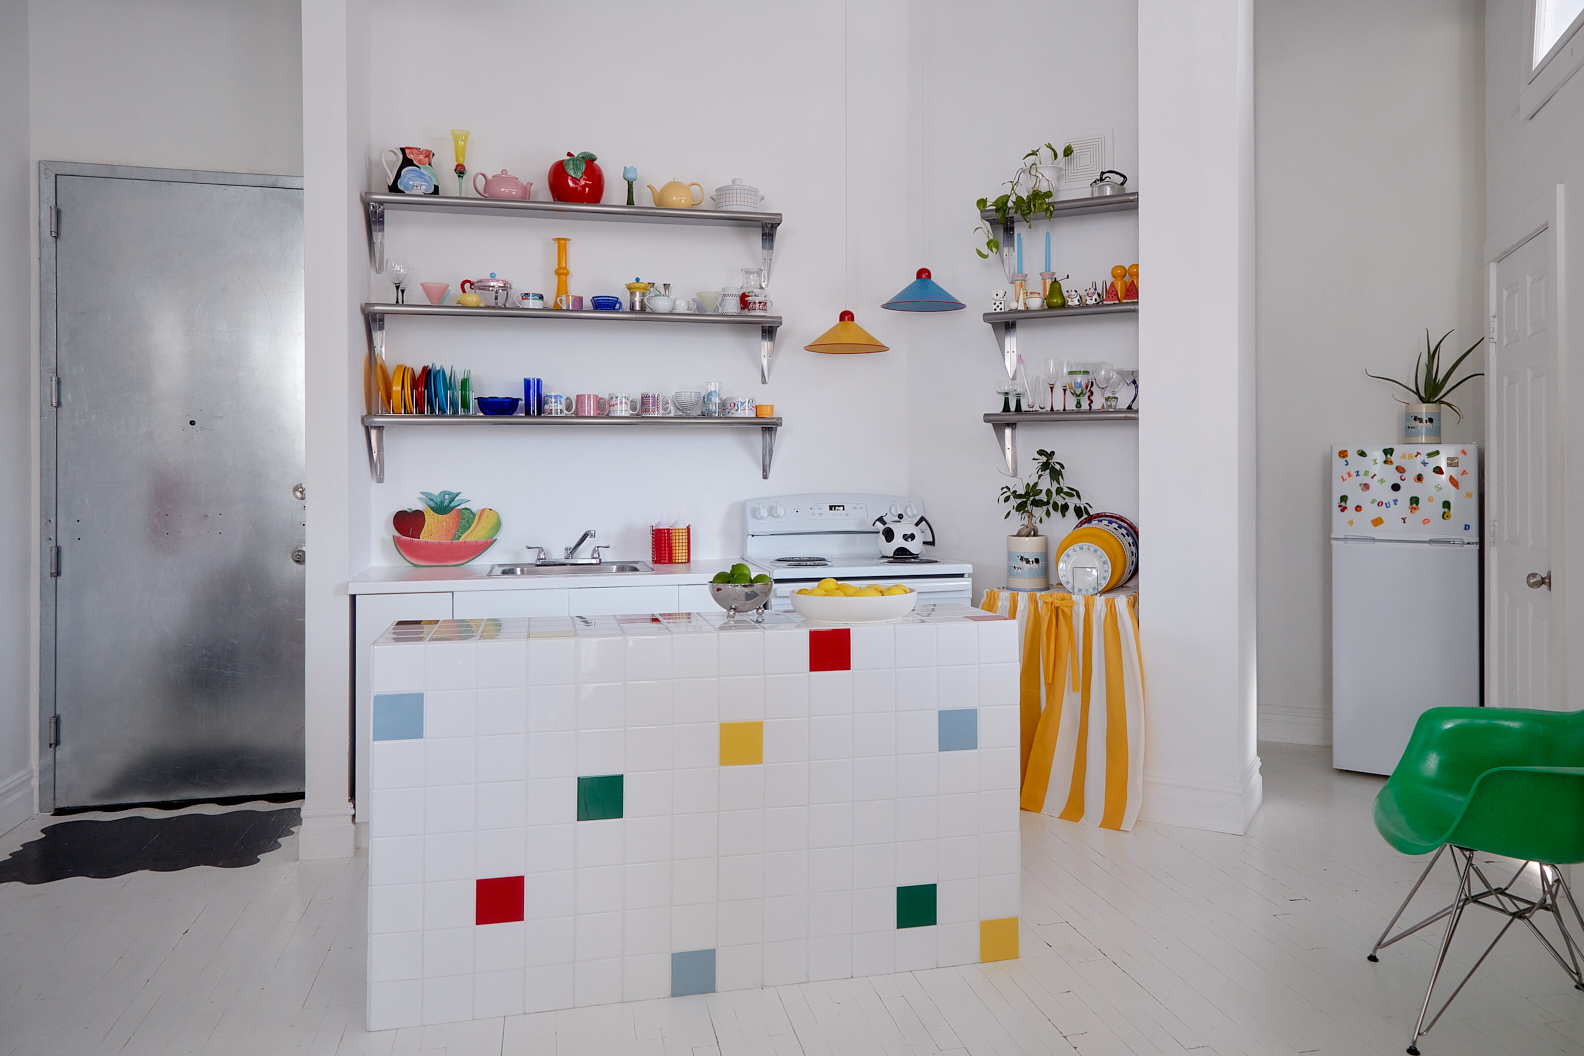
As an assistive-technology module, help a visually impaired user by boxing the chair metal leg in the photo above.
[1370,844,1450,962]
[1407,847,1476,1055]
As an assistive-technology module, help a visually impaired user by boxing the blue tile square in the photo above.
[373,692,425,741]
[937,708,978,752]
[671,948,716,997]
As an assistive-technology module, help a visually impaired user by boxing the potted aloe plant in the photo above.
[1366,329,1484,443]
[998,449,1093,590]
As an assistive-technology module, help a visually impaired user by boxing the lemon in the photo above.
[817,578,838,590]
[838,584,861,596]
[856,588,884,597]
[884,585,910,595]
[796,588,812,595]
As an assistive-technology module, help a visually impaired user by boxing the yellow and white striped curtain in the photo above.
[980,589,1145,831]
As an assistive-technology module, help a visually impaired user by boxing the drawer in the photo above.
[453,589,569,618]
[568,584,680,616]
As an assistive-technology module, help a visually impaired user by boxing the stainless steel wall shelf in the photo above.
[361,414,783,483]
[985,304,1138,379]
[978,192,1138,225]
[983,410,1138,475]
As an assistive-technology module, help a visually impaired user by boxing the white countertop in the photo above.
[347,558,741,594]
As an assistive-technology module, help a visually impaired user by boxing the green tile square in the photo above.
[897,883,937,929]
[576,774,624,821]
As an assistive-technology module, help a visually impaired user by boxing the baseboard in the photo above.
[297,803,356,859]
[1258,703,1332,746]
[1138,755,1263,835]
[0,766,34,839]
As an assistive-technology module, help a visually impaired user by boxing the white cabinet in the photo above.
[678,583,714,612]
[453,589,569,618]
[568,585,680,616]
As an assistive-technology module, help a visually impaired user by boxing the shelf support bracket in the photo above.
[365,424,385,483]
[990,317,1018,380]
[366,201,386,274]
[760,324,778,384]
[761,222,779,287]
[760,426,777,479]
[991,420,1018,476]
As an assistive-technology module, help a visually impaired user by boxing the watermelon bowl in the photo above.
[393,536,497,567]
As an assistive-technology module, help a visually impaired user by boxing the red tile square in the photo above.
[475,875,525,925]
[809,628,851,672]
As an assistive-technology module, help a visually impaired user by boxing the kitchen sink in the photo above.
[487,561,654,577]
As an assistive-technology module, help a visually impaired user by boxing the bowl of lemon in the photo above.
[788,578,917,625]
[709,563,774,619]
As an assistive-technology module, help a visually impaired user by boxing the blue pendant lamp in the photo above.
[883,268,966,312]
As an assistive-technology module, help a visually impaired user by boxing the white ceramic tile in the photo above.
[576,909,624,960]
[807,803,852,848]
[764,849,809,895]
[672,723,719,769]
[978,662,1019,708]
[808,935,853,981]
[977,618,1019,664]
[896,796,938,843]
[424,689,477,739]
[896,753,939,799]
[807,845,852,892]
[477,639,528,689]
[896,710,938,755]
[719,765,765,812]
[851,931,895,981]
[475,967,526,1018]
[623,770,672,819]
[979,872,1019,919]
[623,724,672,772]
[763,805,808,853]
[476,734,527,783]
[852,842,895,889]
[371,741,424,790]
[936,920,978,968]
[935,622,978,666]
[763,762,808,807]
[525,823,574,873]
[625,679,672,726]
[808,889,853,938]
[894,925,937,973]
[426,642,477,690]
[851,886,893,933]
[719,853,765,901]
[715,943,762,992]
[476,827,526,877]
[937,834,978,881]
[573,956,622,1007]
[671,902,716,950]
[979,745,1019,791]
[893,624,937,669]
[526,776,575,827]
[478,686,530,735]
[371,835,424,887]
[423,973,474,1025]
[762,937,809,986]
[575,681,624,730]
[671,632,718,678]
[849,625,894,670]
[980,702,1018,749]
[852,755,897,802]
[424,737,475,787]
[719,807,765,855]
[851,668,896,713]
[717,629,764,676]
[526,870,575,920]
[763,673,809,718]
[575,636,626,683]
[527,638,575,686]
[851,799,896,846]
[424,926,475,977]
[423,878,474,930]
[763,627,809,674]
[672,677,719,722]
[978,830,1019,877]
[368,978,423,1030]
[671,811,717,860]
[851,713,895,758]
[981,789,1020,833]
[939,750,979,795]
[808,670,853,716]
[524,963,574,1014]
[424,785,476,834]
[576,818,624,868]
[763,717,808,763]
[936,665,978,710]
[370,883,423,934]
[671,857,718,905]
[935,871,979,928]
[896,839,937,885]
[718,900,764,947]
[808,715,852,760]
[525,684,574,734]
[672,766,719,814]
[524,915,574,967]
[369,930,423,981]
[576,728,624,773]
[717,674,766,721]
[808,759,854,805]
[477,781,527,830]
[623,815,671,864]
[372,641,426,693]
[625,634,673,680]
[622,951,671,1001]
[423,831,474,882]
[894,667,938,712]
[526,730,576,777]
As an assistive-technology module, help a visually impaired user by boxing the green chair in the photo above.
[1369,706,1584,1054]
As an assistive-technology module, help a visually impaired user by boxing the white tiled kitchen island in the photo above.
[364,605,1021,1029]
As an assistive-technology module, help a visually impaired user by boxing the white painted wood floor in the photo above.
[3,743,1583,1056]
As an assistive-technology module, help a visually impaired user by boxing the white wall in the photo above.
[1254,0,1486,745]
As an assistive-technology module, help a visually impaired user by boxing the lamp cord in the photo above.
[843,0,849,309]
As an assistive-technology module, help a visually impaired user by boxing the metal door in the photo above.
[1488,225,1559,710]
[41,164,305,810]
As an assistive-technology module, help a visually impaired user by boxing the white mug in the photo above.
[718,287,741,314]
[639,392,671,416]
[607,392,636,417]
[542,393,572,416]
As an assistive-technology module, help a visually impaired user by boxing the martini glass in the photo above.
[385,258,409,304]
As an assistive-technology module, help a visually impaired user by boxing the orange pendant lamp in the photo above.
[805,310,889,355]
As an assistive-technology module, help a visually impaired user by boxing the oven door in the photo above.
[767,575,973,610]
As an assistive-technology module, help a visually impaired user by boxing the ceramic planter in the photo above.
[1404,403,1442,443]
[1006,534,1049,590]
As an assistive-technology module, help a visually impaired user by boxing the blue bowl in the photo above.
[476,396,521,416]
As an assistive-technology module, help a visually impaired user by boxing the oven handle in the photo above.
[770,577,967,598]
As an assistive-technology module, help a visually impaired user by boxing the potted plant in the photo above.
[973,143,1074,262]
[998,448,1093,590]
[1366,329,1484,443]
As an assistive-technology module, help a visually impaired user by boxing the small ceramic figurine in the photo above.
[1063,283,1081,306]
[990,289,1008,312]
[623,166,637,206]
[1124,263,1139,302]
[1082,284,1102,306]
[1045,273,1068,309]
[1103,274,1121,304]
[1110,265,1128,303]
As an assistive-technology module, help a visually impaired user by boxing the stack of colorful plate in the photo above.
[1054,512,1139,594]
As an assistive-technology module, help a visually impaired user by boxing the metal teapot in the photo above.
[1089,169,1129,197]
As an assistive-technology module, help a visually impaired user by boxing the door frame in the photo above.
[1483,184,1567,710]
[37,162,304,812]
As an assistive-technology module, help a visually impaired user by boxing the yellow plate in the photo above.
[1057,526,1126,592]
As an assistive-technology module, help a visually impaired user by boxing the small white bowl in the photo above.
[789,589,918,625]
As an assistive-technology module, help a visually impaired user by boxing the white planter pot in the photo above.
[1404,402,1442,443]
[1006,534,1049,590]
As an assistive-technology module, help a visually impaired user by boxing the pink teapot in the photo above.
[472,169,532,200]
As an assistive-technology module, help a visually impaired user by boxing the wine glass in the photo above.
[1094,363,1118,410]
[1044,357,1060,413]
[386,258,409,304]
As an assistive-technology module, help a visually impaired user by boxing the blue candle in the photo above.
[1044,231,1051,273]
[1015,233,1023,275]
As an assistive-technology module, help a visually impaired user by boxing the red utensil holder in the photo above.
[651,525,690,564]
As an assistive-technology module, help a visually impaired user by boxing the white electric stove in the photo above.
[744,493,975,609]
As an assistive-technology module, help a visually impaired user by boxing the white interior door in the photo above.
[1488,225,1561,709]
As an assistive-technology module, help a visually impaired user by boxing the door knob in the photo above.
[291,547,306,565]
[292,483,306,501]
[1527,571,1551,590]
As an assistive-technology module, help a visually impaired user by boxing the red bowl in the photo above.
[392,536,497,567]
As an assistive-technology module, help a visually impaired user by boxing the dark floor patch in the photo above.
[0,807,301,884]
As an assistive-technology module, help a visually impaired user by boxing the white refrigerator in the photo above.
[1330,443,1480,775]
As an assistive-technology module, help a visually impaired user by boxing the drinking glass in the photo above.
[1044,357,1060,413]
[1094,363,1118,410]
[1066,367,1092,412]
[385,258,409,304]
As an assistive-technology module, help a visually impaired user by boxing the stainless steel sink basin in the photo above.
[488,561,654,577]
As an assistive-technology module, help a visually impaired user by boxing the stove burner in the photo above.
[773,557,830,567]
[880,555,939,564]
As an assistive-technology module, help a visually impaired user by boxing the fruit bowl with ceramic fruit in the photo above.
[390,490,502,566]
[788,578,917,625]
[708,563,774,619]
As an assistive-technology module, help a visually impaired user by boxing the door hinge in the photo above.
[49,546,60,577]
[50,374,60,408]
[49,207,59,239]
[48,715,60,747]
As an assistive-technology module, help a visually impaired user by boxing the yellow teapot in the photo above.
[648,178,704,209]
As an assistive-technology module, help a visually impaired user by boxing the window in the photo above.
[1535,0,1584,69]
[1523,0,1584,117]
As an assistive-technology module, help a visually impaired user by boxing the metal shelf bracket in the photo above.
[760,324,778,384]
[991,420,1018,476]
[990,317,1018,380]
[761,221,779,286]
[761,425,778,480]
[366,200,386,273]
[365,424,385,483]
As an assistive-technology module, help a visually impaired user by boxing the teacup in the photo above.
[519,292,545,309]
[542,393,572,416]
[672,298,695,313]
[575,393,608,417]
[555,294,584,310]
[590,295,623,311]
[607,393,636,416]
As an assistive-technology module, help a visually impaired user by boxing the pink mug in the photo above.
[574,393,607,417]
[555,294,585,310]
[420,281,449,305]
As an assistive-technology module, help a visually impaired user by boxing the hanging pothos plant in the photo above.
[974,143,1074,260]
[999,449,1093,537]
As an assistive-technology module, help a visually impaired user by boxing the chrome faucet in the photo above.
[565,530,597,561]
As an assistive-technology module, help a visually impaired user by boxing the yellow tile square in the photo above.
[719,721,764,766]
[980,917,1019,962]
